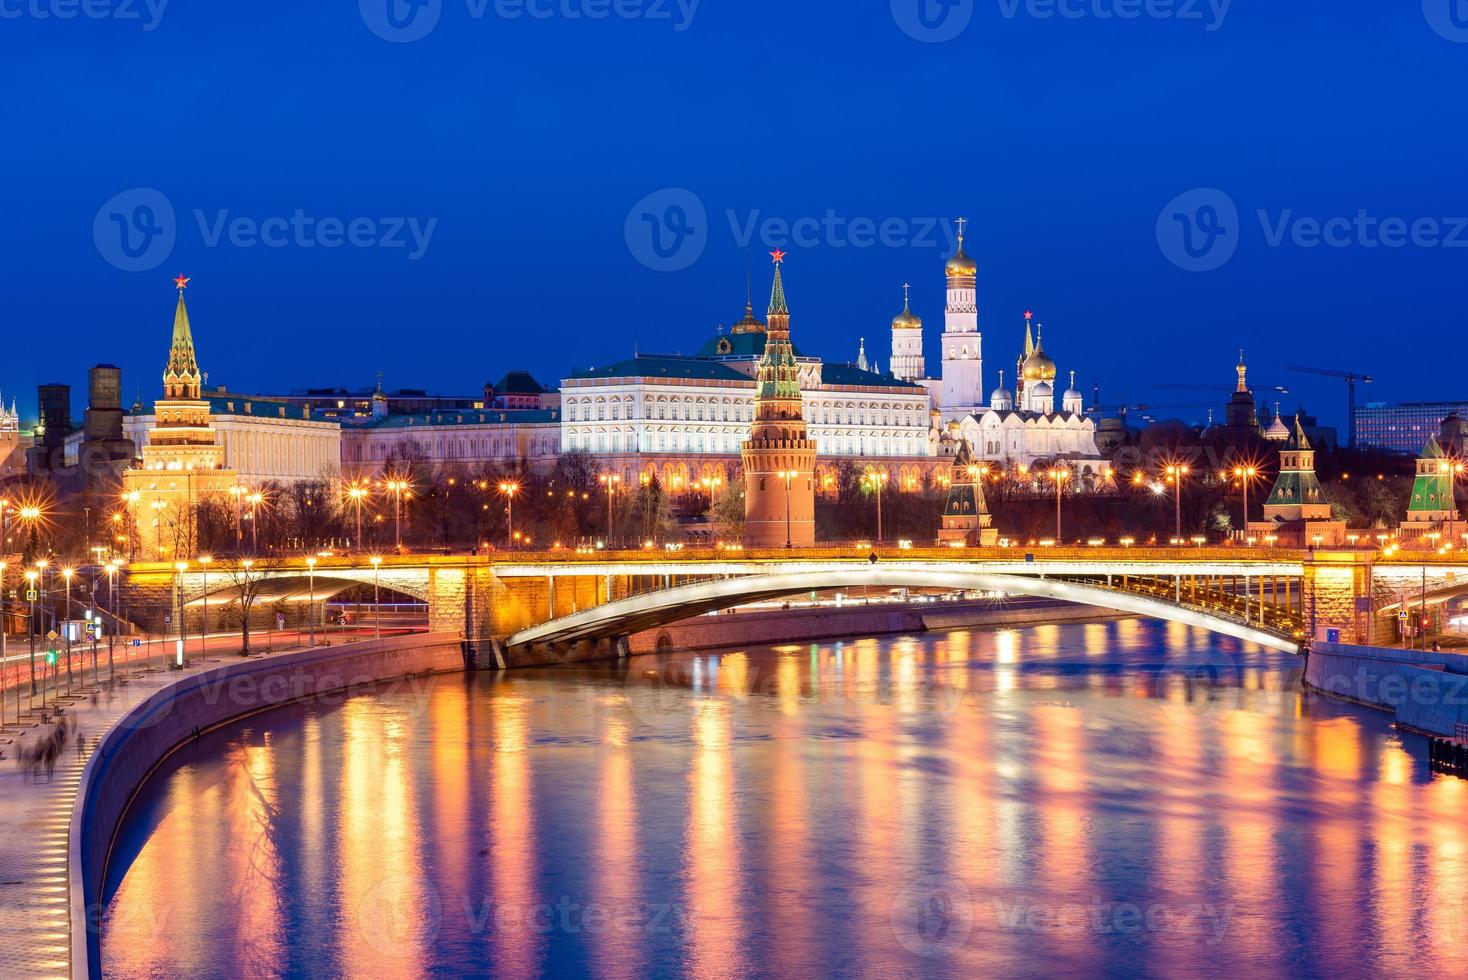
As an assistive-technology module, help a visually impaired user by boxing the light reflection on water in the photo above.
[102,620,1468,978]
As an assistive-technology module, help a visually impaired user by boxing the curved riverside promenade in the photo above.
[0,632,467,980]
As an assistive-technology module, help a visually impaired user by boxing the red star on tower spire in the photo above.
[1024,310,1033,320]
[174,274,190,291]
[769,249,786,265]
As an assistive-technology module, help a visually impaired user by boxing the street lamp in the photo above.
[247,492,264,553]
[305,556,317,647]
[499,482,521,548]
[199,555,212,661]
[24,568,38,710]
[1233,465,1259,542]
[1442,459,1465,546]
[862,469,888,543]
[384,479,410,552]
[104,561,119,682]
[1049,467,1070,542]
[1165,463,1190,543]
[778,470,799,549]
[61,567,74,690]
[173,561,188,669]
[225,484,246,552]
[599,474,621,547]
[347,483,369,550]
[370,555,383,639]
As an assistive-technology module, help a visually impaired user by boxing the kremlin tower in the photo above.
[123,276,237,559]
[742,252,816,548]
[938,218,982,420]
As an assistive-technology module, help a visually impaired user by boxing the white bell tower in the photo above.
[939,217,983,420]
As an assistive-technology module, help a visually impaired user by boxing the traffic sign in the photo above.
[46,630,58,642]
[26,590,37,601]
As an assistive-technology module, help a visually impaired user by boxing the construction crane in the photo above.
[1153,383,1291,394]
[1284,365,1373,447]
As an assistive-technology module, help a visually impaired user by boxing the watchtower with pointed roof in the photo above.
[742,252,816,547]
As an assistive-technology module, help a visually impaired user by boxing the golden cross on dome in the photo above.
[174,274,190,291]
[902,282,911,302]
[769,249,786,264]
[955,216,967,242]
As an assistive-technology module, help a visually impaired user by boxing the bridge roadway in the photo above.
[116,546,1468,656]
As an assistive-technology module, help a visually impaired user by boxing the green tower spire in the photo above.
[164,275,202,399]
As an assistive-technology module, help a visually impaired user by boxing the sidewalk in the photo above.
[0,645,308,980]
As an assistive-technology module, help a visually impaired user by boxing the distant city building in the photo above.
[489,371,556,411]
[341,407,562,476]
[281,382,486,422]
[1224,350,1260,435]
[1356,400,1468,454]
[0,392,30,482]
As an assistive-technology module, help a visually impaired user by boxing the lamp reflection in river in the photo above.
[685,698,744,979]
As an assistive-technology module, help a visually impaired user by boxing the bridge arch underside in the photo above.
[507,569,1300,654]
[180,570,432,606]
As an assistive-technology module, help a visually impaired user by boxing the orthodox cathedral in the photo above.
[889,222,1108,476]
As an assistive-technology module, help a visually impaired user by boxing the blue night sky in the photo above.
[2,1,1463,427]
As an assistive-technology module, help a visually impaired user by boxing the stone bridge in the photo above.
[118,547,1468,665]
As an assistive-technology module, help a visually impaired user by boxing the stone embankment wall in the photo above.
[71,633,467,980]
[1306,641,1468,737]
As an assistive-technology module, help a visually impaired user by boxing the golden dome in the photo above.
[945,244,977,278]
[1022,341,1057,382]
[892,300,922,331]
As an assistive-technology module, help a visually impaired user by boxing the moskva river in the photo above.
[102,620,1468,978]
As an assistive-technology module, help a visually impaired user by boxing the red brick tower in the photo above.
[741,251,816,548]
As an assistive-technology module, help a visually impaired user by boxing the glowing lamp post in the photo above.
[305,556,317,647]
[199,555,213,660]
[347,484,369,551]
[61,568,74,690]
[104,561,119,681]
[599,474,621,547]
[1166,464,1190,543]
[24,569,38,707]
[1233,465,1258,541]
[385,480,410,552]
[173,561,189,669]
[499,482,521,548]
[370,556,383,639]
[1050,468,1070,542]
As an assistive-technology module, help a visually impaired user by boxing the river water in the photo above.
[101,619,1468,978]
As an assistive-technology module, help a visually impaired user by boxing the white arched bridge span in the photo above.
[504,563,1305,655]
